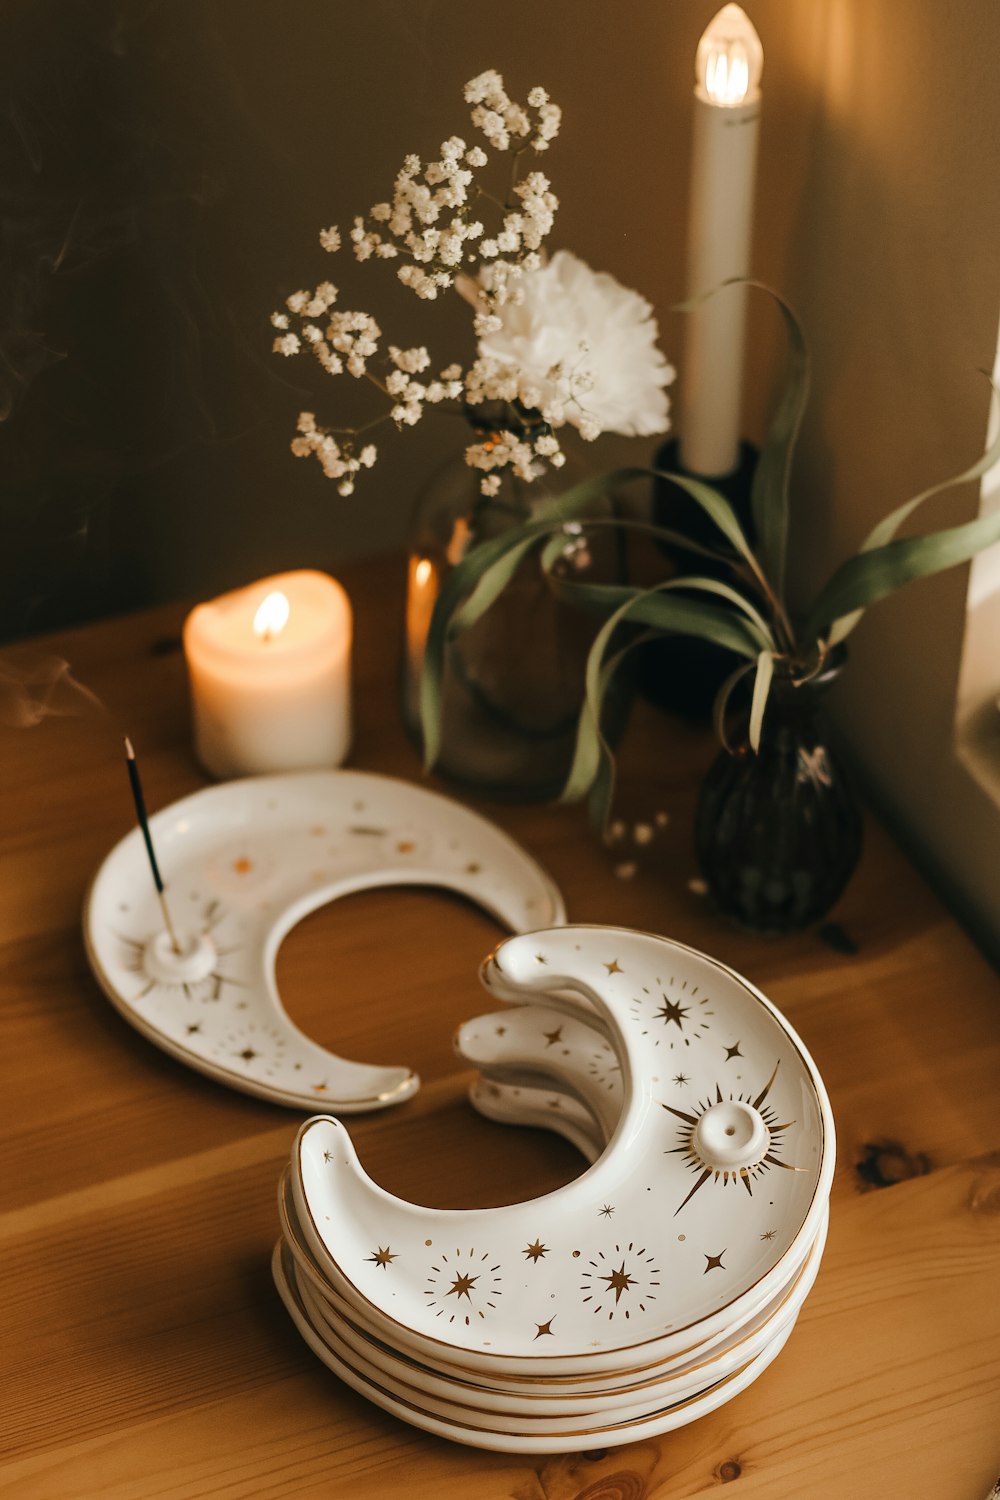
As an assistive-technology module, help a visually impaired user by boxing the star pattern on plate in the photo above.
[367,1245,397,1270]
[604,959,623,975]
[580,1241,661,1320]
[704,1250,726,1273]
[424,1248,503,1326]
[599,1204,615,1218]
[534,1318,555,1339]
[523,1239,549,1262]
[630,977,714,1051]
[724,1041,743,1061]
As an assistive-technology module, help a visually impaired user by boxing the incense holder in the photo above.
[83,770,564,1112]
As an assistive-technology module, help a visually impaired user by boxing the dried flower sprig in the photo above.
[273,71,670,497]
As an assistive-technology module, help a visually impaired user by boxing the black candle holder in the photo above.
[640,436,758,720]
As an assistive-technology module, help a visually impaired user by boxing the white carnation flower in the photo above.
[475,249,674,437]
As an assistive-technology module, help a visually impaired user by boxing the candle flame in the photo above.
[254,590,290,641]
[414,558,433,588]
[697,5,763,106]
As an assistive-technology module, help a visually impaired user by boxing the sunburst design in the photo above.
[629,976,714,1051]
[424,1248,503,1327]
[209,1021,289,1079]
[116,899,244,1005]
[580,1241,661,1321]
[661,1061,800,1217]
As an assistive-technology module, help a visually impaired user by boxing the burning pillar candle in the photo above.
[183,570,352,778]
[680,4,763,479]
[404,555,439,721]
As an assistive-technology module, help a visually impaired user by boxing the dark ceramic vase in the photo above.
[694,656,862,932]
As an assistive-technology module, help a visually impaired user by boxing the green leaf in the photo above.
[651,469,758,570]
[746,285,809,599]
[803,502,1000,643]
[450,534,541,633]
[545,570,776,649]
[818,380,1000,645]
[557,579,769,822]
[748,650,775,753]
[712,661,755,753]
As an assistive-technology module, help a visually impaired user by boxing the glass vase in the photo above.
[401,442,629,801]
[694,655,862,932]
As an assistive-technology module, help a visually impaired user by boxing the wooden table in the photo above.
[2,553,998,1500]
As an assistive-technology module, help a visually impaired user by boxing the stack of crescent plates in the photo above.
[273,925,835,1454]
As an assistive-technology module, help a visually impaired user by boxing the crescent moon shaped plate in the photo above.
[83,770,564,1113]
[291,925,834,1375]
[287,1208,826,1423]
[271,1239,800,1454]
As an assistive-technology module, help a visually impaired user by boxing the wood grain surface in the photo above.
[1,553,998,1499]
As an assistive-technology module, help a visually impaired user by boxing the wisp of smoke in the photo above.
[0,656,106,728]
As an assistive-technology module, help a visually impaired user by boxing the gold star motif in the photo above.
[672,1072,690,1085]
[543,1026,563,1047]
[655,997,689,1029]
[599,1261,637,1304]
[313,1082,328,1093]
[447,1271,479,1301]
[523,1239,549,1262]
[760,1228,777,1241]
[534,1318,555,1338]
[604,959,623,974]
[599,1203,615,1218]
[367,1245,397,1269]
[323,1151,334,1163]
[704,1251,726,1273]
[237,1047,258,1062]
[535,953,548,964]
[186,1023,201,1035]
[724,1042,743,1061]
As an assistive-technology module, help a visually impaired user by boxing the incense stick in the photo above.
[124,736,182,954]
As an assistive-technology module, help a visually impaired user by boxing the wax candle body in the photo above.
[680,5,762,479]
[184,570,352,779]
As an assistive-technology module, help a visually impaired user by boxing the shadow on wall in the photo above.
[0,0,702,643]
[0,0,459,640]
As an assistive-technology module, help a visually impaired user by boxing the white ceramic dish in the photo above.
[455,1006,623,1139]
[279,1165,823,1394]
[283,1201,826,1420]
[468,1076,603,1164]
[291,925,834,1375]
[272,1239,799,1454]
[84,770,564,1112]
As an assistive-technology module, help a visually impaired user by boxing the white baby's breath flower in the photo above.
[272,333,300,356]
[319,226,341,252]
[475,249,673,438]
[270,311,289,330]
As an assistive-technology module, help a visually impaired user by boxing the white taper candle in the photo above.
[680,4,763,479]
